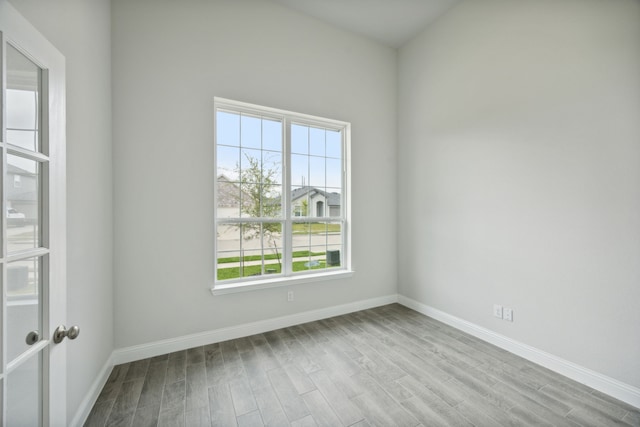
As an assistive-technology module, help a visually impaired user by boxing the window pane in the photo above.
[326,129,342,159]
[217,177,240,218]
[326,158,342,189]
[7,155,40,253]
[217,145,240,181]
[240,183,261,218]
[217,222,283,281]
[217,224,241,280]
[291,187,310,218]
[261,185,282,218]
[291,154,309,188]
[238,149,282,218]
[309,156,325,188]
[292,221,312,250]
[294,246,328,272]
[326,191,342,217]
[7,257,42,362]
[291,124,308,154]
[241,114,261,149]
[262,222,283,276]
[309,127,325,156]
[262,118,282,152]
[325,222,342,248]
[217,111,240,147]
[291,222,342,273]
[261,151,282,185]
[239,249,263,278]
[240,148,262,182]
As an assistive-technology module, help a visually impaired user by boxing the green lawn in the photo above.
[292,223,341,234]
[217,250,324,264]
[216,259,340,280]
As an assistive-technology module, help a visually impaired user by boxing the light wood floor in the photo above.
[85,304,639,426]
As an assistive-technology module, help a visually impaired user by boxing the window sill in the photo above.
[210,270,354,295]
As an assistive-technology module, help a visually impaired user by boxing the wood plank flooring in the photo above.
[85,304,640,426]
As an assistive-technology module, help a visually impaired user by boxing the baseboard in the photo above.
[70,352,115,427]
[398,295,640,409]
[113,294,398,365]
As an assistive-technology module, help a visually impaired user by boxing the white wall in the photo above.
[398,0,640,389]
[112,0,397,348]
[8,0,114,421]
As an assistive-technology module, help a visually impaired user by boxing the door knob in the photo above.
[53,325,80,344]
[25,330,40,345]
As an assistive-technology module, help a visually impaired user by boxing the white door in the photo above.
[0,1,67,426]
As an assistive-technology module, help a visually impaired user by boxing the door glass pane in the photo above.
[6,44,41,152]
[7,154,40,253]
[7,354,42,427]
[6,257,42,362]
[0,378,3,425]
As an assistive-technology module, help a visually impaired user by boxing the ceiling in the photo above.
[270,0,461,48]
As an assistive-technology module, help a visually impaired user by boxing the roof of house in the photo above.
[291,186,341,206]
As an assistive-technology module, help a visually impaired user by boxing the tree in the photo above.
[235,153,282,270]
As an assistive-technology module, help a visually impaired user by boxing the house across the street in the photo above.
[291,186,340,217]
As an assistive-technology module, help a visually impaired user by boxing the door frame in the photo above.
[0,0,66,425]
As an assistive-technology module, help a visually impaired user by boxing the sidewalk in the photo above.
[218,254,326,269]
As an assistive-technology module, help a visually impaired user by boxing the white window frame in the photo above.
[212,98,352,295]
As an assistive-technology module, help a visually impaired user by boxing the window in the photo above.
[214,98,350,291]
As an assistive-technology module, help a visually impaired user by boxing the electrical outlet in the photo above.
[287,291,294,302]
[493,304,503,319]
[504,308,513,322]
